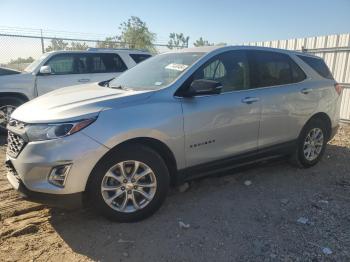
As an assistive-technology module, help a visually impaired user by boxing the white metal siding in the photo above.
[246,33,350,121]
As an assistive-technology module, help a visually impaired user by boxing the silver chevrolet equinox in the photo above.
[6,46,342,222]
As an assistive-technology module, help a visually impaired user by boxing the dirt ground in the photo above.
[0,125,349,262]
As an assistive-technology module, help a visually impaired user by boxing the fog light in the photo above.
[48,164,72,187]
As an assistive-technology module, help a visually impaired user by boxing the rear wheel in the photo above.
[87,144,170,222]
[290,119,327,168]
[0,97,25,133]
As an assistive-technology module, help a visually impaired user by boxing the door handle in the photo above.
[78,78,90,83]
[300,88,312,94]
[241,97,260,104]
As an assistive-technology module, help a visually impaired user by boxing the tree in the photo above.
[6,57,35,71]
[193,37,213,47]
[68,42,89,50]
[119,16,156,52]
[96,36,121,49]
[8,57,34,65]
[167,33,189,49]
[45,38,69,52]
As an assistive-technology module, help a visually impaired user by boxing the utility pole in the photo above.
[40,29,45,53]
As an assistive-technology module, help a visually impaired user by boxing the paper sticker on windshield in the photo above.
[165,63,188,71]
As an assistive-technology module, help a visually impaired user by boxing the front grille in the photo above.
[7,131,25,158]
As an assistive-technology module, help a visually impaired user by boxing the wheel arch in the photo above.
[303,112,332,140]
[0,92,30,103]
[87,137,179,189]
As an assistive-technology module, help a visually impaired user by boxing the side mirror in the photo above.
[184,79,222,97]
[39,65,52,75]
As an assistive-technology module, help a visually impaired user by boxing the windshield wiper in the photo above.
[111,85,124,89]
[99,78,114,87]
[110,85,133,91]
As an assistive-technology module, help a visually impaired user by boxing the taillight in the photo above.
[334,83,343,95]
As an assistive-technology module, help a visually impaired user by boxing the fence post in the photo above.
[40,29,45,53]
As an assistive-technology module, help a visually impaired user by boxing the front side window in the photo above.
[45,54,88,75]
[25,53,50,73]
[90,53,127,73]
[191,50,249,93]
[109,52,204,90]
[249,51,306,88]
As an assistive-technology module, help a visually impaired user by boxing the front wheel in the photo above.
[87,144,170,222]
[290,119,327,168]
[0,97,25,133]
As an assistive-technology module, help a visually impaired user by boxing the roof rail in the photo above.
[87,47,148,52]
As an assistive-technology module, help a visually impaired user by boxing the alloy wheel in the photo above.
[303,128,324,161]
[101,160,157,213]
[0,105,16,129]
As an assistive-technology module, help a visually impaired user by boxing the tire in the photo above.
[289,118,327,168]
[0,96,25,134]
[87,144,170,222]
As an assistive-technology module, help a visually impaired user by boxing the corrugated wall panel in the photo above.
[315,36,327,48]
[305,37,315,49]
[280,39,287,49]
[340,88,350,121]
[339,34,349,47]
[271,40,279,48]
[287,39,295,50]
[344,61,350,84]
[334,52,347,82]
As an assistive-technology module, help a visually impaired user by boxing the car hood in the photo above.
[0,67,21,76]
[11,83,154,123]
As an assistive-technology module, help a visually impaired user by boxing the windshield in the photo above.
[109,52,204,90]
[24,53,49,72]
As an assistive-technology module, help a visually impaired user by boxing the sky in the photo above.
[0,0,349,44]
[0,0,349,63]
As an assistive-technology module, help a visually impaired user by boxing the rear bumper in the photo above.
[6,163,82,209]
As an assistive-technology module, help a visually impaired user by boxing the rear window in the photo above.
[249,51,306,88]
[297,55,334,79]
[129,54,151,64]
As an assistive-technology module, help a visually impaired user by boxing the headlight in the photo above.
[25,118,96,141]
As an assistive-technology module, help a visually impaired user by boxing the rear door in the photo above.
[247,50,310,149]
[88,53,128,83]
[36,53,91,95]
[180,50,262,167]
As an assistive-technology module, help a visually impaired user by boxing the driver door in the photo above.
[180,50,262,167]
[36,53,91,96]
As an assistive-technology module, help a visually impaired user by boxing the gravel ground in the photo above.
[0,124,349,262]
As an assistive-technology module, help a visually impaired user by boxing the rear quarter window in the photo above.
[297,55,334,79]
[129,54,152,64]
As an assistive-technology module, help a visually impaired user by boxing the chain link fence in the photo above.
[0,27,182,71]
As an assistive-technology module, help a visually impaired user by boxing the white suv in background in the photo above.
[0,48,151,129]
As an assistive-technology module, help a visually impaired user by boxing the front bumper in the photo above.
[5,131,109,202]
[6,166,82,208]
